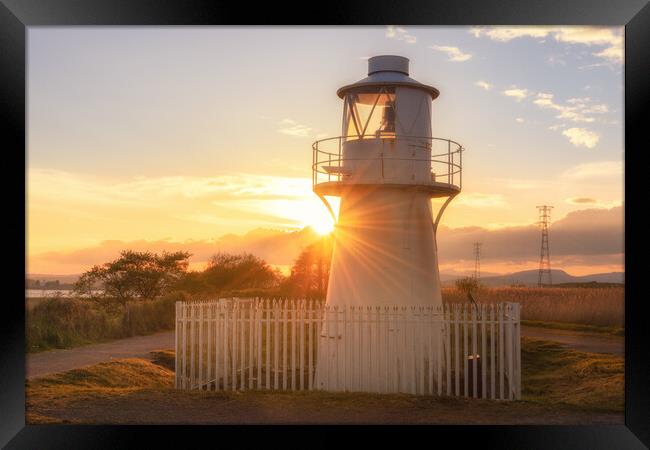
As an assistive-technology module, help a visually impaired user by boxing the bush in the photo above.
[26,291,188,352]
[121,291,187,336]
[27,298,119,352]
[454,277,480,294]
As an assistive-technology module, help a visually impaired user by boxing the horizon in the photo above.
[27,26,624,277]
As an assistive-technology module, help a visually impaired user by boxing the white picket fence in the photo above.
[175,299,521,400]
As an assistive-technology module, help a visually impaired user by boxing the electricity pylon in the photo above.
[473,242,482,282]
[537,205,553,287]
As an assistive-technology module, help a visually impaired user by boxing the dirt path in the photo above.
[520,326,623,357]
[27,326,623,380]
[27,331,175,379]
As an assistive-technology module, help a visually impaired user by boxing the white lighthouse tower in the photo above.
[313,55,463,309]
[312,56,464,392]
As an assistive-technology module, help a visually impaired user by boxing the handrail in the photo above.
[311,135,465,191]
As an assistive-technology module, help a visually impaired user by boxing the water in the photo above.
[25,289,101,298]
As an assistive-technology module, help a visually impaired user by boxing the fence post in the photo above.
[490,303,496,400]
[214,303,221,391]
[480,304,486,399]
[249,302,254,389]
[499,303,504,400]
[308,300,314,391]
[506,303,514,400]
[463,304,469,397]
[444,304,451,396]
[470,304,476,398]
[300,301,306,390]
[516,303,522,400]
[291,300,296,390]
[198,303,204,390]
[175,302,180,389]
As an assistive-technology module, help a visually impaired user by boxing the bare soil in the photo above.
[28,388,622,425]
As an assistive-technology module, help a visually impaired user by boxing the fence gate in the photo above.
[175,299,521,400]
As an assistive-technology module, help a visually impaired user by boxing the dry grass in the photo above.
[521,338,624,412]
[442,287,624,327]
[149,349,176,371]
[26,339,623,424]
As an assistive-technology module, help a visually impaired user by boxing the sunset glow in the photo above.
[27,27,623,277]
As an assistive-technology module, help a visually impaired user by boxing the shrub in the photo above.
[26,292,188,352]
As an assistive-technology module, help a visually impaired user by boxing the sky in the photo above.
[27,26,624,276]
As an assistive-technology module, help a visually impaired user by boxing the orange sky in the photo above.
[27,27,624,277]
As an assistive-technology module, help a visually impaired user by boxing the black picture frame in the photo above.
[1,0,648,448]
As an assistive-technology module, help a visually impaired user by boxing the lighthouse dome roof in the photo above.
[336,55,439,100]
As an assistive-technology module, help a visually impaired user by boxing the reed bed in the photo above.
[442,287,624,328]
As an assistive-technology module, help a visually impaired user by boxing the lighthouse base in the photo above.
[314,307,446,394]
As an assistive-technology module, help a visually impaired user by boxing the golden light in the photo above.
[308,217,335,235]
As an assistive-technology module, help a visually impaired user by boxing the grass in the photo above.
[149,349,176,371]
[442,286,624,328]
[26,338,623,424]
[521,320,624,336]
[26,292,186,353]
[521,337,623,412]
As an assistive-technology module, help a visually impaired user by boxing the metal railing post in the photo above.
[338,137,342,181]
[447,140,451,184]
[458,146,463,189]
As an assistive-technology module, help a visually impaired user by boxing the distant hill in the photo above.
[474,269,624,287]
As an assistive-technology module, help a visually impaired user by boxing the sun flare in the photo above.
[308,218,335,235]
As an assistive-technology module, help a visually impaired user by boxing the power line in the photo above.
[536,205,553,287]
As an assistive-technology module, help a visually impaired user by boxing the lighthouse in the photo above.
[313,55,463,308]
[312,55,464,392]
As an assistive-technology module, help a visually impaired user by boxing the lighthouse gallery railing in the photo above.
[312,135,464,191]
[175,300,521,400]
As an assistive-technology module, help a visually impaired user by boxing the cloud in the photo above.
[566,197,598,205]
[562,127,600,148]
[430,45,472,62]
[533,93,608,123]
[31,206,624,278]
[470,26,623,64]
[502,86,530,101]
[436,206,624,273]
[29,227,323,275]
[386,26,417,44]
[470,26,553,42]
[26,169,337,267]
[593,45,623,64]
[474,80,493,90]
[565,197,621,209]
[562,161,623,179]
[277,119,326,138]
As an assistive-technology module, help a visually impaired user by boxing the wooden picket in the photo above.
[175,299,521,400]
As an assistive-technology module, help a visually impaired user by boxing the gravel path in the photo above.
[521,326,623,357]
[26,326,623,379]
[27,331,175,379]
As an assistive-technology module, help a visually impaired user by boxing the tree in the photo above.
[454,276,480,294]
[281,235,333,298]
[73,250,191,304]
[200,252,280,294]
